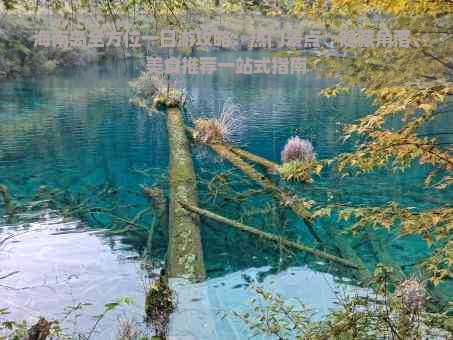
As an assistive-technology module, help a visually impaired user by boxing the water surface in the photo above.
[0,53,451,336]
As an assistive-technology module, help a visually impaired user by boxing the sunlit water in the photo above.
[0,53,452,338]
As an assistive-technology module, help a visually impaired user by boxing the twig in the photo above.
[0,271,19,280]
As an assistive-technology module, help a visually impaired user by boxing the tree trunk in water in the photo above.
[0,184,16,222]
[229,146,280,173]
[366,229,406,281]
[185,128,371,282]
[166,108,205,282]
[196,136,323,243]
[178,200,363,270]
[143,186,168,259]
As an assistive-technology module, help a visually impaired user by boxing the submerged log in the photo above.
[178,200,362,270]
[229,146,280,173]
[0,184,15,215]
[208,142,325,242]
[166,108,206,282]
[186,128,371,281]
[221,148,372,279]
[366,229,406,281]
[186,127,322,243]
[323,222,371,282]
[143,186,168,258]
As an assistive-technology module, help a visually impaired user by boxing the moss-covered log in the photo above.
[209,142,329,242]
[186,129,322,243]
[178,200,363,270]
[167,108,206,282]
[230,147,280,173]
[186,128,371,281]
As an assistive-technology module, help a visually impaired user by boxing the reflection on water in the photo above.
[169,266,366,339]
[0,209,364,339]
[0,209,148,339]
[0,54,452,334]
[1,208,364,339]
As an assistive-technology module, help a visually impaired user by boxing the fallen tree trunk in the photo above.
[229,147,280,173]
[186,127,312,220]
[231,147,385,281]
[167,108,206,282]
[186,127,371,281]
[178,200,362,270]
[209,142,326,243]
[186,127,322,243]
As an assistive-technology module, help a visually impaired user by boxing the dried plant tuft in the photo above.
[194,100,242,144]
[129,73,187,110]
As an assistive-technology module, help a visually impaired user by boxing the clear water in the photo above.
[0,53,452,336]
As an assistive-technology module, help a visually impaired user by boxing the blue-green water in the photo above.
[0,54,452,334]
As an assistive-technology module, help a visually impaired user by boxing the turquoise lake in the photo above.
[0,53,452,337]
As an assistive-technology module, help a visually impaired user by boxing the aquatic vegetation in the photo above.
[193,118,223,143]
[278,160,313,182]
[145,271,175,339]
[193,101,242,144]
[278,137,317,183]
[281,136,315,164]
[27,318,53,340]
[130,73,187,110]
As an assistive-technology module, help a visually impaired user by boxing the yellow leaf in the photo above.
[419,103,436,112]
